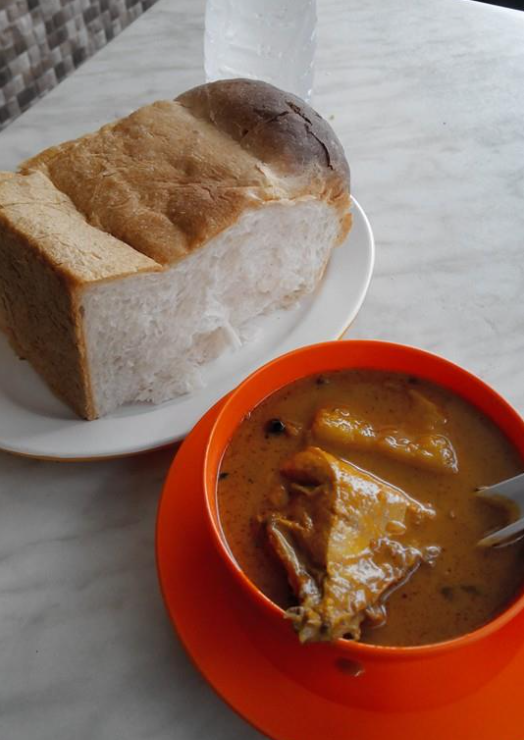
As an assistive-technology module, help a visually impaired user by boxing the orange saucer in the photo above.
[156,401,524,740]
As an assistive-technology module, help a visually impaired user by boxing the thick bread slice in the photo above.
[82,199,340,418]
[0,171,160,418]
[0,79,351,419]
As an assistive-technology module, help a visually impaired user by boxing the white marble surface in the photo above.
[1,0,523,737]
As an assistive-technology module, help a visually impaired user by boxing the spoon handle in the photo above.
[478,517,524,548]
[476,472,524,510]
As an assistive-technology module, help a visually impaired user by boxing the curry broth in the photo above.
[217,370,524,646]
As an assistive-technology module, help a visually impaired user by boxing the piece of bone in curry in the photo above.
[311,402,458,473]
[264,446,438,643]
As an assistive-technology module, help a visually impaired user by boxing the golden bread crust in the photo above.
[21,79,351,265]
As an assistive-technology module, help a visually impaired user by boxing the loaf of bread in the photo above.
[0,79,351,419]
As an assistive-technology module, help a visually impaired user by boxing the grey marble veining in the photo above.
[0,0,523,738]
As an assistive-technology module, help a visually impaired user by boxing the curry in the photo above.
[217,370,524,646]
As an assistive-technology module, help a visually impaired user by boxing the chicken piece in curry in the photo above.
[217,370,524,646]
[265,446,437,642]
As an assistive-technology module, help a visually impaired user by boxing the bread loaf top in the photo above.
[18,79,350,269]
[0,171,160,285]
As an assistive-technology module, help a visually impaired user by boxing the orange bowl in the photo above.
[203,340,524,710]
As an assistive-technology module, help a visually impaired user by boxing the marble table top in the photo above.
[1,0,523,737]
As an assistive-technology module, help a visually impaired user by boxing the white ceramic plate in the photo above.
[0,198,374,460]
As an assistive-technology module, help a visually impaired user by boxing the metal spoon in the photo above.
[476,473,524,548]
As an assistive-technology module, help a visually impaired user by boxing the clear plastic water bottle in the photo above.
[204,0,317,102]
